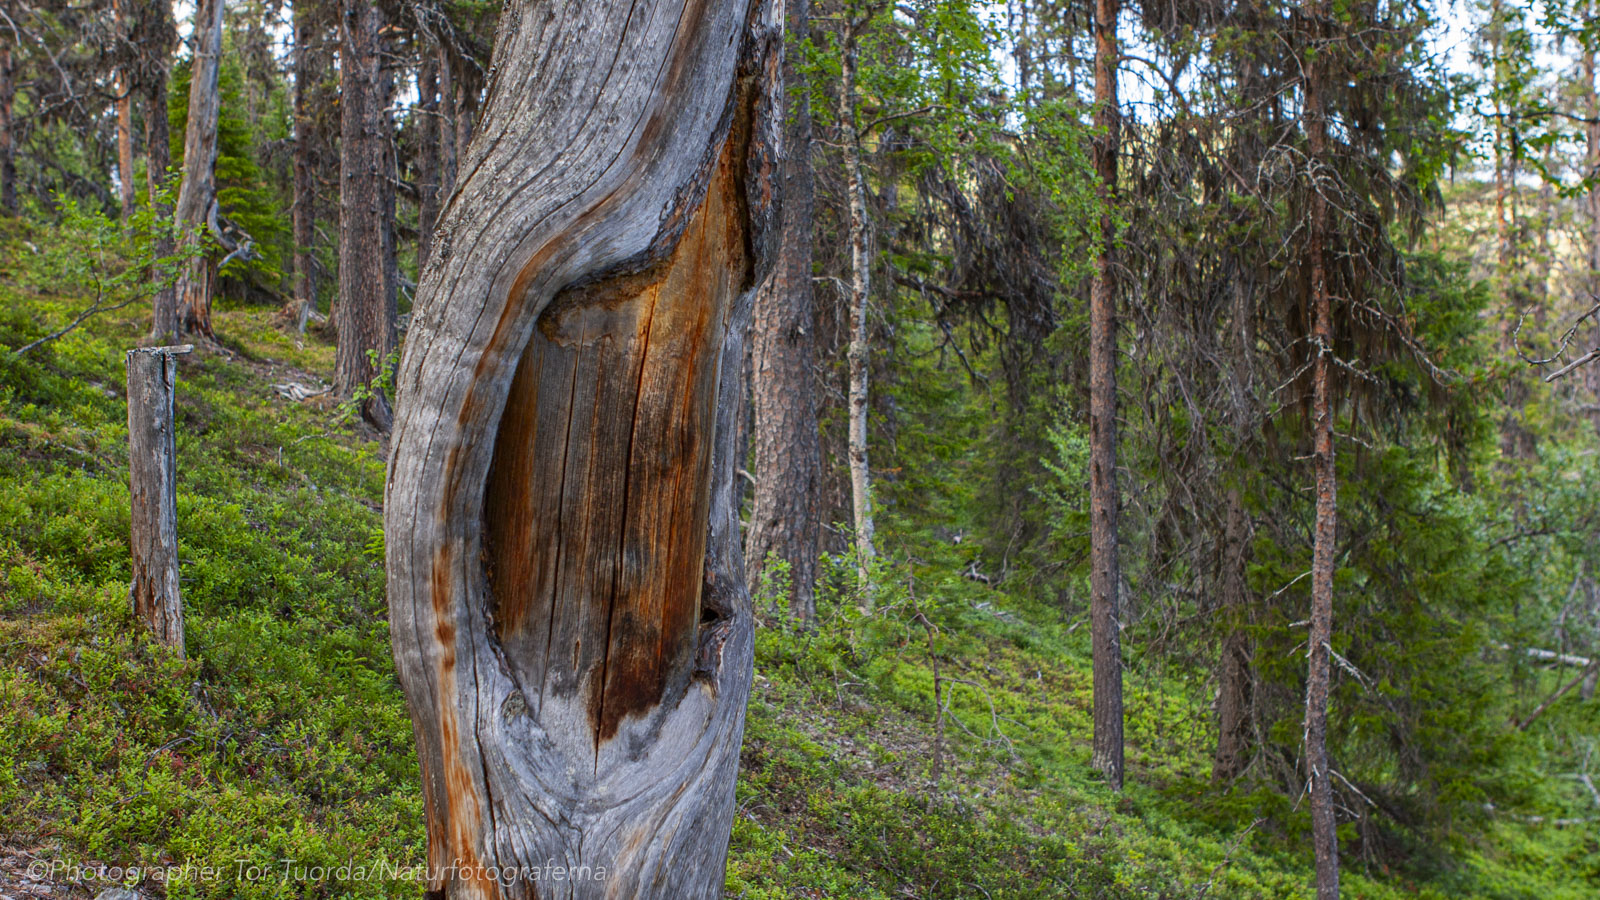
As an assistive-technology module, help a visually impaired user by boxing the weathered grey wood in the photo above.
[383,2,782,897]
[127,344,191,655]
[173,0,223,338]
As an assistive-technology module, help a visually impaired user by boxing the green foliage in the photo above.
[3,191,194,355]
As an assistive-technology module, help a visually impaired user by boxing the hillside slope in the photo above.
[0,252,1592,898]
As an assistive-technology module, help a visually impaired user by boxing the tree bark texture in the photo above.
[115,0,138,221]
[334,0,395,428]
[438,46,459,200]
[127,345,188,655]
[137,0,177,342]
[839,20,876,595]
[746,0,821,623]
[0,45,16,216]
[173,0,224,339]
[417,51,443,273]
[1303,19,1341,897]
[1088,0,1124,792]
[292,0,319,335]
[383,1,781,896]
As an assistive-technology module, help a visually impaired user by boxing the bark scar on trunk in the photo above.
[483,104,752,753]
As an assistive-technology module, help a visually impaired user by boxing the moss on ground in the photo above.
[0,231,1592,898]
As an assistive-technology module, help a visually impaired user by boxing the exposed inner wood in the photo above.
[484,135,748,749]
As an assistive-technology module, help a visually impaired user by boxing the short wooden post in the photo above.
[126,344,191,655]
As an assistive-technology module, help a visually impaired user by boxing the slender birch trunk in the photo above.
[839,15,876,596]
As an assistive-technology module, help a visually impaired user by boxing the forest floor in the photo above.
[0,248,1593,897]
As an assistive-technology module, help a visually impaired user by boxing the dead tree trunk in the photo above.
[292,0,319,335]
[127,344,190,655]
[0,45,16,216]
[1088,0,1124,792]
[1303,14,1340,896]
[746,0,822,623]
[383,2,780,896]
[174,0,224,339]
[333,0,394,428]
[136,0,177,342]
[839,15,876,595]
[437,45,458,198]
[416,48,442,272]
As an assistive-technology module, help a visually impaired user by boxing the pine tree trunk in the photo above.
[292,0,319,335]
[383,3,779,894]
[127,345,189,655]
[839,19,876,595]
[137,0,176,342]
[333,0,394,429]
[115,0,138,221]
[1088,0,1124,792]
[173,0,224,339]
[1304,18,1340,897]
[746,0,822,623]
[0,45,16,216]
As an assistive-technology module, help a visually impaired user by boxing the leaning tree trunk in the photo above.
[838,21,876,596]
[383,1,780,896]
[291,0,319,335]
[1088,0,1124,792]
[136,0,177,342]
[746,0,822,623]
[0,45,16,216]
[333,0,395,428]
[173,0,224,339]
[1303,15,1340,896]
